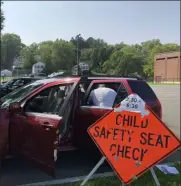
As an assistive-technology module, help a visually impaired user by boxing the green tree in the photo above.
[51,39,76,71]
[102,50,123,75]
[70,36,88,49]
[1,33,23,69]
[20,43,39,69]
[114,42,127,52]
[0,1,5,30]
[86,37,96,48]
[117,50,144,76]
[141,39,161,57]
[90,47,111,72]
[2,32,178,78]
[80,48,93,61]
[103,45,145,76]
[38,41,54,73]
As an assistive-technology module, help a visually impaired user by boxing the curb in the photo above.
[18,172,115,186]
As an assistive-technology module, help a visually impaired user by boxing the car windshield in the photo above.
[0,81,43,108]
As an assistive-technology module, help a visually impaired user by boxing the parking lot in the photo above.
[0,85,180,186]
[151,85,180,138]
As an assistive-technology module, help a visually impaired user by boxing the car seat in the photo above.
[42,88,58,113]
[78,85,85,105]
[52,89,65,114]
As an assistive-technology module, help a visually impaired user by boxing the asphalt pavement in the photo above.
[151,85,180,166]
[0,85,180,186]
[151,85,180,138]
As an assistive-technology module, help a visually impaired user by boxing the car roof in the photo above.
[49,75,145,85]
[87,77,139,80]
[34,77,81,85]
[32,75,144,88]
[13,77,42,80]
[51,74,143,81]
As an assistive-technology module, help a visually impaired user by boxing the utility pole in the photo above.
[76,34,81,75]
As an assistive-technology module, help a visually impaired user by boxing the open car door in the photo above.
[73,79,129,149]
[9,81,78,177]
[0,108,10,159]
[13,113,62,177]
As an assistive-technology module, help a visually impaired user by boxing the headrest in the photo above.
[57,89,65,97]
[49,88,57,98]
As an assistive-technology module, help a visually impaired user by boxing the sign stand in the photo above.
[80,156,106,186]
[80,157,160,186]
[150,167,160,186]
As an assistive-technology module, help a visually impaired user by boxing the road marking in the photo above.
[18,172,115,186]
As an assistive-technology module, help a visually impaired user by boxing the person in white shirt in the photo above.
[88,84,117,107]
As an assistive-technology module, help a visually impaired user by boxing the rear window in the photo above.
[127,80,157,100]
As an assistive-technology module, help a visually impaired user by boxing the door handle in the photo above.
[41,122,54,129]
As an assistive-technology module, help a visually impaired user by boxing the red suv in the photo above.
[0,76,162,177]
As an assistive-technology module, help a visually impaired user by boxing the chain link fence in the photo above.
[12,69,32,77]
[154,77,180,84]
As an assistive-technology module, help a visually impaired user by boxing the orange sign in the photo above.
[88,100,181,184]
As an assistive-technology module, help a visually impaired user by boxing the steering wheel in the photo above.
[28,101,43,113]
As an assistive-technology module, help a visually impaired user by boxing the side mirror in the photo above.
[9,102,22,113]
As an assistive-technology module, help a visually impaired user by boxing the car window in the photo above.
[23,79,31,84]
[0,82,43,108]
[84,82,128,108]
[127,80,157,100]
[13,79,24,87]
[113,83,128,107]
[12,79,23,86]
[24,83,73,115]
[7,79,14,84]
[5,79,24,91]
[2,79,15,87]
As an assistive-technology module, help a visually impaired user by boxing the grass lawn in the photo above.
[49,163,180,186]
[148,82,180,86]
[0,77,13,82]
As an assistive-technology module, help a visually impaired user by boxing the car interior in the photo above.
[83,82,128,107]
[24,84,73,114]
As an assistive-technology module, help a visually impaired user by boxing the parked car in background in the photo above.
[0,75,162,177]
[0,81,7,86]
[0,77,43,98]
